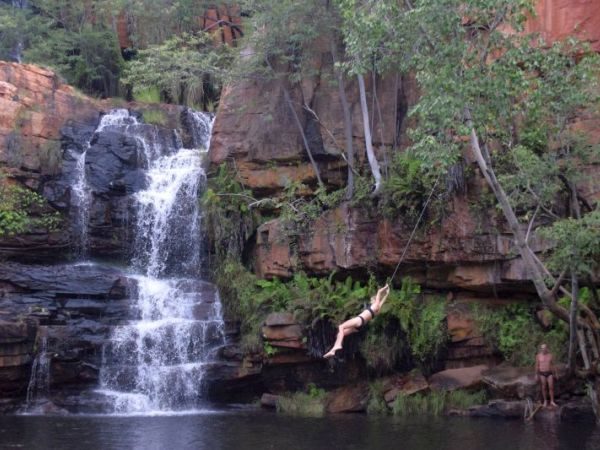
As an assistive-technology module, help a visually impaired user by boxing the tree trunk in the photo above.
[281,86,324,187]
[266,58,323,187]
[464,107,570,323]
[358,74,382,195]
[330,42,354,199]
[568,272,579,374]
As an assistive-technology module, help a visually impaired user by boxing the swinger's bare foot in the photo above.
[323,347,342,358]
[550,402,558,408]
[542,402,548,408]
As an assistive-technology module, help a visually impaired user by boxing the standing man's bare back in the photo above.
[535,344,558,408]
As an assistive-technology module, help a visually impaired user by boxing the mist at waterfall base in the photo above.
[2,412,600,450]
[24,109,224,416]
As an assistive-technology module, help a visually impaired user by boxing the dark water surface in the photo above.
[0,409,598,450]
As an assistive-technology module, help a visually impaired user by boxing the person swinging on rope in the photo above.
[323,284,390,358]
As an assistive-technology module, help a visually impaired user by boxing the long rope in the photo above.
[389,173,441,282]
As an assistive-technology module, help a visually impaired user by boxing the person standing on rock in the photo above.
[536,343,558,408]
[323,284,390,358]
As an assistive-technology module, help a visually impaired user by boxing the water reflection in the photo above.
[0,411,599,450]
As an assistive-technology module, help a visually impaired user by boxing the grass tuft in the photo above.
[392,389,487,417]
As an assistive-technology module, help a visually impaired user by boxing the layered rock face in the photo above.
[0,63,246,412]
[209,4,600,372]
[0,262,133,410]
[527,0,600,51]
[0,62,100,260]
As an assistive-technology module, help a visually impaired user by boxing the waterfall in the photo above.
[94,109,225,414]
[25,333,50,410]
[8,0,28,63]
[71,145,91,256]
[70,110,140,257]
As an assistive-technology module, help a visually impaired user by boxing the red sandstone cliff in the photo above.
[528,0,600,51]
[0,62,100,186]
[208,0,600,304]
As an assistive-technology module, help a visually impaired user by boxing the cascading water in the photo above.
[8,0,28,63]
[69,109,138,257]
[24,332,50,410]
[92,109,225,414]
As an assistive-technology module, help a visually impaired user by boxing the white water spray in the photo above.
[95,109,223,414]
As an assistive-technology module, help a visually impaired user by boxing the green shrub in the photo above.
[392,391,445,417]
[382,278,448,373]
[202,164,259,261]
[360,316,408,373]
[380,152,431,219]
[141,110,167,126]
[123,32,233,107]
[392,389,487,417]
[473,303,568,366]
[366,380,389,415]
[0,178,62,236]
[445,389,487,410]
[276,385,326,417]
[134,86,162,104]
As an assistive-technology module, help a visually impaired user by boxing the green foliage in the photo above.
[117,0,227,48]
[360,318,408,374]
[276,384,327,417]
[366,380,390,415]
[235,0,335,83]
[123,32,233,107]
[263,341,278,357]
[380,152,433,219]
[445,389,488,411]
[134,86,162,104]
[474,303,568,366]
[0,179,62,236]
[202,164,259,261]
[215,259,376,336]
[382,278,448,371]
[392,391,446,417]
[0,4,28,61]
[392,389,487,417]
[539,210,600,278]
[269,182,347,240]
[291,272,377,326]
[141,109,167,126]
[0,0,124,97]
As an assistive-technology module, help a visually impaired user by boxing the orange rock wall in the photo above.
[527,0,600,51]
[209,1,600,300]
[0,62,100,186]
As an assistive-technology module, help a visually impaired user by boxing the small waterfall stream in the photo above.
[24,332,50,410]
[7,0,28,63]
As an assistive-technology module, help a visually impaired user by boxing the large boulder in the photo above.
[467,399,526,419]
[481,364,569,399]
[326,382,370,413]
[382,370,429,404]
[429,365,488,391]
[262,312,305,350]
[481,365,537,399]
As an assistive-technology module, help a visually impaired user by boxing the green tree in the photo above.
[336,0,600,412]
[123,32,233,108]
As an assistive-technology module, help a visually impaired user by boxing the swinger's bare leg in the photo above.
[323,317,362,358]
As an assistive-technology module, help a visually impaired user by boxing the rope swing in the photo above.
[389,173,441,283]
